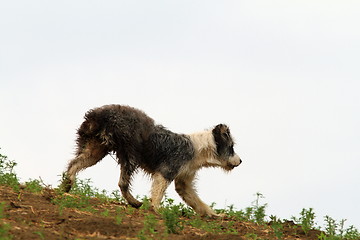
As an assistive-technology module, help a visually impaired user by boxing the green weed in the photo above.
[69,178,97,197]
[343,225,360,240]
[25,179,43,193]
[252,192,267,224]
[223,220,238,234]
[52,193,93,215]
[0,202,6,219]
[292,208,316,235]
[0,152,20,191]
[137,213,158,240]
[270,215,284,239]
[101,209,110,217]
[188,216,222,233]
[324,215,338,237]
[115,207,125,225]
[111,190,126,203]
[140,196,151,210]
[0,202,12,240]
[245,206,254,221]
[244,233,260,239]
[33,231,45,240]
[160,198,184,234]
[0,223,12,240]
[94,189,111,203]
[319,216,360,240]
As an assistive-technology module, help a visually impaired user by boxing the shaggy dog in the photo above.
[62,105,242,217]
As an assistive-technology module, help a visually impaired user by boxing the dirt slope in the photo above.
[0,185,321,240]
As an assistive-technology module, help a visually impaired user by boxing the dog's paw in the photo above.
[129,201,143,209]
[202,211,226,219]
[214,213,226,218]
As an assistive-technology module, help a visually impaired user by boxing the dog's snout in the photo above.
[229,155,241,167]
[233,159,242,167]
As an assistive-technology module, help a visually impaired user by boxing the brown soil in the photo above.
[0,185,322,240]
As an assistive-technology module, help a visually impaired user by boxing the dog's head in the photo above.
[211,124,242,171]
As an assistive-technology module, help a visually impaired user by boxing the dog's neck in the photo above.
[187,130,217,168]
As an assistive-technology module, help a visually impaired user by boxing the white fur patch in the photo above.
[187,130,218,169]
[188,130,216,153]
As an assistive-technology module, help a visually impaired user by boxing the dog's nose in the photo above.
[234,159,242,167]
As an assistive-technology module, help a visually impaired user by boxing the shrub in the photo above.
[160,198,184,234]
[25,179,43,193]
[292,208,316,235]
[0,152,20,191]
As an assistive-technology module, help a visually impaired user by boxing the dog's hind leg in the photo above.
[150,173,170,211]
[118,162,142,208]
[62,140,107,192]
[175,174,218,217]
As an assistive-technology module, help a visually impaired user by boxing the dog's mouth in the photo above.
[224,163,238,171]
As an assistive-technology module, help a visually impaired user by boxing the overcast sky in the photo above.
[1,1,359,228]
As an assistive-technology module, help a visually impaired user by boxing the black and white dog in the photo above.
[62,105,242,217]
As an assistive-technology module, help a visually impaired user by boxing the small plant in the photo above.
[244,233,260,239]
[344,225,360,240]
[178,203,195,218]
[95,189,110,203]
[0,202,12,240]
[0,223,12,240]
[245,206,254,221]
[222,204,247,221]
[53,177,103,214]
[188,216,203,229]
[115,206,125,225]
[0,202,6,219]
[52,193,93,215]
[320,216,359,240]
[140,196,151,210]
[160,198,184,234]
[101,209,110,217]
[25,179,43,193]
[292,208,316,235]
[0,152,20,191]
[223,220,238,234]
[188,216,222,233]
[161,207,184,234]
[252,192,267,224]
[270,215,284,239]
[70,178,97,197]
[324,215,337,237]
[111,190,126,204]
[137,213,158,240]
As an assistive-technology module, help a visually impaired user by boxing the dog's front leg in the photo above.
[150,173,170,212]
[175,174,220,217]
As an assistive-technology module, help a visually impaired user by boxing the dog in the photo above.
[62,105,242,217]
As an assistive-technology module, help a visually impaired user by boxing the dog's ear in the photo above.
[213,124,230,140]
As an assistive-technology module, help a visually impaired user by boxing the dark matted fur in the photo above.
[62,104,241,217]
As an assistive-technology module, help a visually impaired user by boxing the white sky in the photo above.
[1,1,359,228]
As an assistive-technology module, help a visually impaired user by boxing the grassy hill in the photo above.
[1,151,358,240]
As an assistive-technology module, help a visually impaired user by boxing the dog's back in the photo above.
[77,105,155,153]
